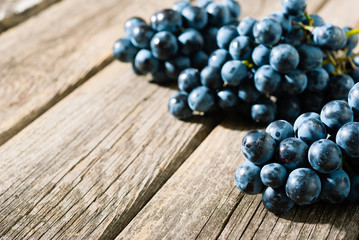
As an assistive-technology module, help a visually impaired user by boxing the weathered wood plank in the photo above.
[0,0,62,33]
[0,61,218,239]
[0,0,170,147]
[117,1,333,239]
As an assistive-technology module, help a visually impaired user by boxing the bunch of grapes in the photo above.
[235,82,359,214]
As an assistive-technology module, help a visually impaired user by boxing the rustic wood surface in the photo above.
[0,0,61,32]
[0,0,358,239]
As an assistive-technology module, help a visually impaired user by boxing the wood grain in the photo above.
[0,61,218,239]
[0,0,61,32]
[0,0,176,147]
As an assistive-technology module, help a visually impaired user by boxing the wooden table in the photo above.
[0,0,358,239]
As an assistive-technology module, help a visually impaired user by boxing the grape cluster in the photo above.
[235,82,359,214]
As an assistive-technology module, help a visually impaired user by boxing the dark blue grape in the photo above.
[320,100,354,134]
[221,60,247,87]
[286,168,321,205]
[348,82,359,116]
[134,49,159,74]
[235,161,264,194]
[165,56,191,80]
[222,0,241,19]
[326,74,354,100]
[168,92,192,120]
[308,139,342,173]
[262,187,294,214]
[200,65,223,89]
[294,112,320,133]
[281,0,306,16]
[343,27,359,51]
[188,86,216,112]
[217,89,239,110]
[241,130,276,165]
[150,9,182,33]
[336,122,359,158]
[202,27,219,53]
[279,137,308,170]
[113,38,138,62]
[322,62,335,75]
[251,98,277,124]
[124,17,146,38]
[282,69,307,95]
[150,31,178,60]
[182,5,208,30]
[306,67,329,91]
[253,18,282,46]
[172,1,191,14]
[228,36,254,60]
[297,44,323,71]
[260,163,288,188]
[208,49,232,68]
[178,29,204,56]
[217,25,238,49]
[237,17,256,37]
[130,24,155,48]
[254,65,281,94]
[270,44,299,73]
[320,169,350,203]
[313,24,346,50]
[206,2,231,27]
[266,120,294,143]
[252,44,271,67]
[297,118,327,145]
[151,63,170,84]
[178,68,200,93]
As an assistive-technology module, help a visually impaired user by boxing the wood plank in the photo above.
[117,0,333,239]
[0,0,62,33]
[0,61,218,239]
[0,0,172,147]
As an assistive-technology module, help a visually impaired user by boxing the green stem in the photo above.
[346,28,359,38]
[304,13,313,26]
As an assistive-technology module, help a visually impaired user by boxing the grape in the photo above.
[270,44,299,73]
[312,24,347,50]
[172,1,191,14]
[188,86,216,112]
[168,92,193,120]
[113,38,138,62]
[309,14,324,26]
[297,118,327,145]
[293,112,320,134]
[268,11,292,33]
[320,169,350,204]
[229,36,254,60]
[217,25,239,49]
[150,9,182,33]
[279,137,308,170]
[320,100,354,134]
[254,65,281,94]
[124,17,146,38]
[192,51,208,70]
[200,65,223,89]
[222,0,241,19]
[336,122,359,158]
[221,60,247,87]
[260,163,288,188]
[297,44,323,71]
[206,2,231,27]
[281,0,306,16]
[266,120,294,143]
[343,27,359,51]
[178,68,201,93]
[326,74,354,100]
[131,24,155,48]
[285,168,321,205]
[252,44,271,67]
[251,97,277,124]
[150,31,178,60]
[253,18,282,46]
[178,29,204,56]
[134,49,159,74]
[306,67,329,91]
[208,49,232,68]
[235,161,264,195]
[282,69,308,95]
[308,139,342,174]
[238,79,261,103]
[237,17,256,37]
[262,187,294,214]
[348,173,359,202]
[217,89,239,110]
[165,56,191,80]
[348,82,359,116]
[241,130,276,165]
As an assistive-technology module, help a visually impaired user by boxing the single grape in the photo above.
[282,69,307,95]
[270,44,299,73]
[266,120,294,143]
[251,98,277,124]
[206,2,231,27]
[326,74,354,100]
[254,65,281,94]
[188,86,216,112]
[229,36,254,60]
[320,169,350,204]
[252,44,271,67]
[286,168,321,205]
[343,27,359,51]
[260,163,288,188]
[113,38,138,63]
[320,100,354,134]
[217,89,239,110]
[235,161,264,194]
[150,9,182,33]
[130,24,155,48]
[297,44,323,71]
[253,18,282,46]
[308,139,342,173]
[124,17,146,38]
[241,129,276,165]
[281,0,306,16]
[293,112,320,134]
[336,122,359,158]
[192,51,209,70]
[306,67,329,91]
[168,92,193,120]
[237,17,256,37]
[221,60,247,87]
[134,49,159,74]
[238,79,261,103]
[178,68,201,93]
[313,24,347,50]
[297,118,327,145]
[262,187,294,214]
[268,11,292,33]
[178,29,204,56]
[222,0,241,19]
[200,65,223,89]
[279,137,308,170]
[208,49,232,68]
[150,31,178,60]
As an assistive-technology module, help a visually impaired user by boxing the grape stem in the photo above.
[346,28,359,38]
[292,21,314,32]
[304,13,313,26]
[325,50,342,74]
